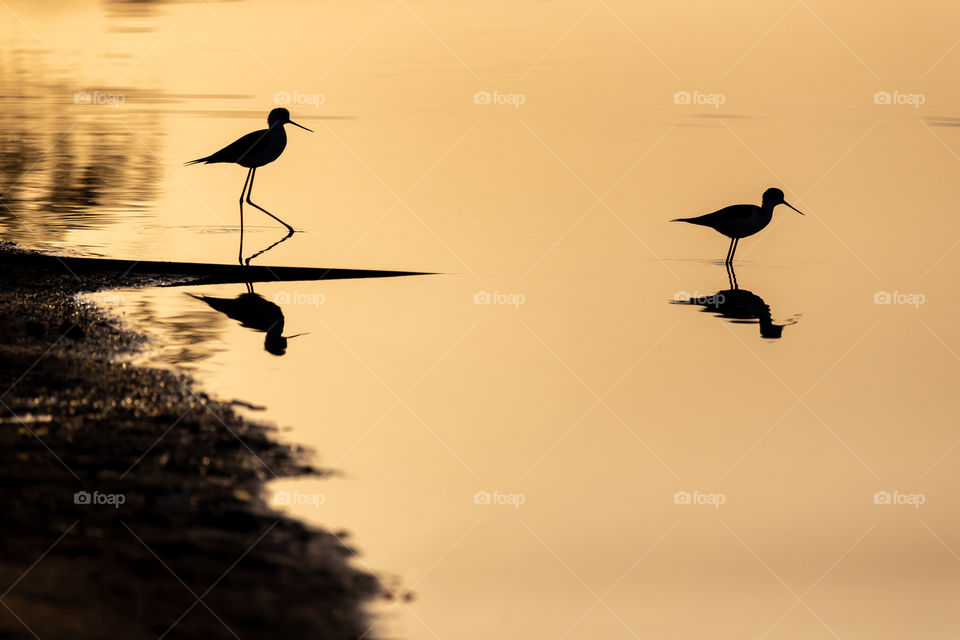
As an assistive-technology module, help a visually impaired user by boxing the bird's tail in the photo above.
[183,157,209,166]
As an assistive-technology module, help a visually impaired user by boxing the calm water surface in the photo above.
[5,1,960,637]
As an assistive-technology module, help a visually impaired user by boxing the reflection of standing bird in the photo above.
[700,288,786,339]
[185,108,313,262]
[188,286,303,355]
[670,265,797,339]
[672,188,804,264]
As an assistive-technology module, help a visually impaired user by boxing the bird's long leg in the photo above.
[725,237,735,264]
[246,168,295,233]
[729,237,739,264]
[238,168,253,265]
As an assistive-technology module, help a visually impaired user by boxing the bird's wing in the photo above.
[201,128,273,164]
[676,204,752,225]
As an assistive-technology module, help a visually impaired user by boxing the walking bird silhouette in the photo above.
[186,107,312,262]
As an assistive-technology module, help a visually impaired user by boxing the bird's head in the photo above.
[762,188,804,215]
[267,107,313,132]
[264,332,287,356]
[264,330,308,356]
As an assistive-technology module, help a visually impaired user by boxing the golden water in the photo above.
[4,1,960,637]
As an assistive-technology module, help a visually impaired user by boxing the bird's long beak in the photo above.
[784,201,805,215]
[288,120,313,133]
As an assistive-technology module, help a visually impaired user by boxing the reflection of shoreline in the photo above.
[0,247,380,638]
[671,264,798,339]
[125,292,229,369]
[0,50,165,248]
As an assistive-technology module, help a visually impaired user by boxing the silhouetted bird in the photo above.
[188,286,303,355]
[672,188,804,264]
[185,108,312,262]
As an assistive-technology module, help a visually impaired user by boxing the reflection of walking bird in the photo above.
[185,108,313,264]
[671,264,798,339]
[188,280,306,356]
[672,188,804,264]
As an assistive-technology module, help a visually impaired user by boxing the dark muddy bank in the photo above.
[0,244,381,639]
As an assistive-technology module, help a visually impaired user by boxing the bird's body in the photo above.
[185,125,287,169]
[672,188,803,263]
[188,292,284,334]
[185,108,313,263]
[675,203,772,240]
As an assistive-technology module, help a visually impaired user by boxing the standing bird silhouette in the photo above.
[185,108,312,262]
[672,188,804,264]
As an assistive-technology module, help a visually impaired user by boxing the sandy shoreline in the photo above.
[0,244,380,639]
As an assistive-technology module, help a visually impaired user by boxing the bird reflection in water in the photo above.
[671,264,798,339]
[240,226,294,267]
[189,282,305,355]
[189,232,305,355]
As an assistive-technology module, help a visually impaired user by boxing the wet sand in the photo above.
[0,243,380,639]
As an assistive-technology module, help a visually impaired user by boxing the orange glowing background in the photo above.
[4,1,960,637]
